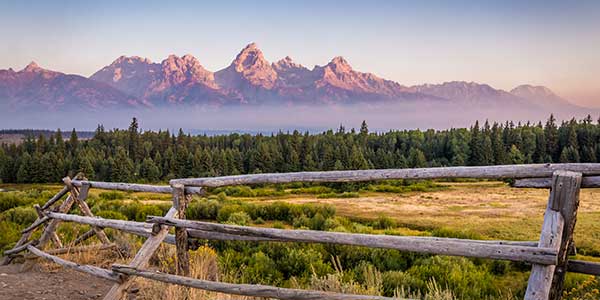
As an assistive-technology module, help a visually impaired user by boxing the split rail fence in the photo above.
[3,163,600,300]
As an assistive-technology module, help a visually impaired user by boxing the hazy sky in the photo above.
[1,0,599,107]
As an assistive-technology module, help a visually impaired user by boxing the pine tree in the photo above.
[55,129,66,157]
[490,123,506,164]
[68,129,79,155]
[560,146,580,163]
[349,146,370,169]
[408,148,426,168]
[469,121,485,165]
[128,117,140,162]
[139,158,160,182]
[16,152,34,183]
[110,147,134,182]
[0,148,6,183]
[508,145,525,164]
[544,114,559,161]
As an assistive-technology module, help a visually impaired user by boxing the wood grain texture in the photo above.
[514,175,599,188]
[567,260,600,276]
[172,184,190,277]
[147,217,557,265]
[525,171,581,300]
[74,182,111,245]
[549,171,582,300]
[40,186,69,210]
[71,180,204,195]
[170,163,600,187]
[111,264,404,300]
[102,207,178,300]
[27,245,121,282]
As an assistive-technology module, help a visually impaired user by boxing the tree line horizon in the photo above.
[0,114,598,184]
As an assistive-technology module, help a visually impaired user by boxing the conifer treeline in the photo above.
[0,115,598,184]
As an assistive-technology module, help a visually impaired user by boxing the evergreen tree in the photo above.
[508,145,525,164]
[490,123,506,164]
[16,152,34,183]
[349,146,370,169]
[139,158,160,182]
[408,148,426,168]
[469,121,485,165]
[110,147,134,182]
[560,146,580,163]
[128,117,140,162]
[68,129,79,155]
[544,114,559,161]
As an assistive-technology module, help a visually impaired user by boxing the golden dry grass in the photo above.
[253,182,600,253]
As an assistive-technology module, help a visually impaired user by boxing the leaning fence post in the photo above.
[549,171,582,299]
[525,170,582,300]
[172,183,190,277]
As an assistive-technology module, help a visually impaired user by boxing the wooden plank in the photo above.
[111,264,402,300]
[45,211,538,252]
[187,229,539,246]
[170,163,600,187]
[25,243,117,258]
[525,210,564,300]
[74,182,111,245]
[37,191,77,247]
[71,180,204,195]
[147,216,557,265]
[549,171,582,300]
[21,215,51,234]
[172,184,190,277]
[514,176,599,188]
[525,171,581,300]
[27,245,121,282]
[567,259,600,276]
[4,240,38,256]
[102,207,178,300]
[41,186,69,210]
[2,185,71,265]
[33,204,62,248]
[73,229,97,245]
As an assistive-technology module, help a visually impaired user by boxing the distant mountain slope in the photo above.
[0,43,589,114]
[0,62,141,111]
[510,84,580,109]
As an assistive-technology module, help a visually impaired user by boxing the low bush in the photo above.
[99,191,125,200]
[1,206,37,226]
[227,211,251,226]
[316,192,360,199]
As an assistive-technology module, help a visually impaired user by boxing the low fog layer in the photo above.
[1,101,595,133]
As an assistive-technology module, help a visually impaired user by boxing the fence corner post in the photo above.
[525,170,582,300]
[172,183,190,277]
[549,171,582,300]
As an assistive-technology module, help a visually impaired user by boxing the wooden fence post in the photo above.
[525,170,582,300]
[72,181,111,245]
[172,184,190,277]
[102,206,178,300]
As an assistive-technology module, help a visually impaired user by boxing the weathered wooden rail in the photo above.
[2,163,600,300]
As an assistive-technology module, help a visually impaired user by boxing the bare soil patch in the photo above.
[0,263,112,300]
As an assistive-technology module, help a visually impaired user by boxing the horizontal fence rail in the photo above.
[170,163,600,187]
[111,264,407,300]
[514,176,600,188]
[70,180,204,195]
[147,216,558,265]
[4,164,600,300]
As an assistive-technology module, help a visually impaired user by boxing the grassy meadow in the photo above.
[1,180,600,299]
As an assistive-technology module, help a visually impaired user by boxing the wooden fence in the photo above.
[3,163,600,300]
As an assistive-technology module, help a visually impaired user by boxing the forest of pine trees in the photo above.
[0,115,599,184]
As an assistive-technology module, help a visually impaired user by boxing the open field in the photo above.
[1,180,600,299]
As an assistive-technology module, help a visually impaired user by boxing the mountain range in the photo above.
[0,43,584,113]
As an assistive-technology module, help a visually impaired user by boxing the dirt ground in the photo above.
[0,263,112,300]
